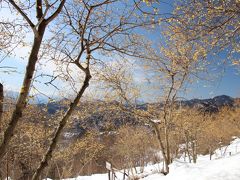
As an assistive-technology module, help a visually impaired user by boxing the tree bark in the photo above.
[151,122,169,174]
[191,141,197,163]
[164,124,170,173]
[0,23,46,160]
[0,83,3,125]
[184,131,191,163]
[0,0,65,161]
[32,71,91,180]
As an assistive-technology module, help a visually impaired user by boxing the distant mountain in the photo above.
[5,93,236,142]
[179,95,235,113]
[62,108,140,139]
[5,90,235,111]
[3,91,237,143]
[4,90,236,115]
[38,101,67,114]
[37,94,236,117]
[62,95,236,140]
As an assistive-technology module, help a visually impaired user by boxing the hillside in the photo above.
[52,138,240,180]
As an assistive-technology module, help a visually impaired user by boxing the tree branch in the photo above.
[8,0,38,35]
[45,0,66,24]
[36,0,43,20]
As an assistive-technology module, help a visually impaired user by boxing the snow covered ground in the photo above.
[50,138,240,180]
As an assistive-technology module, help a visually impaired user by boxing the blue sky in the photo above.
[132,0,240,101]
[184,66,240,99]
[1,52,239,101]
[0,0,239,102]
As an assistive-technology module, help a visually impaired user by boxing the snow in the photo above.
[150,119,161,123]
[63,174,107,180]
[145,153,240,180]
[48,138,240,180]
[213,138,240,158]
[146,138,240,180]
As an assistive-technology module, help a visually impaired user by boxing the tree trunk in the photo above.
[209,148,213,160]
[0,83,3,126]
[32,71,91,180]
[164,124,170,172]
[0,23,46,160]
[184,131,191,163]
[192,133,198,163]
[151,122,169,174]
[191,141,197,163]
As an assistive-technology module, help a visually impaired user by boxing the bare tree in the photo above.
[0,0,66,161]
[128,21,208,173]
[0,83,3,125]
[32,0,157,178]
[96,60,139,104]
[91,20,210,173]
[0,20,24,61]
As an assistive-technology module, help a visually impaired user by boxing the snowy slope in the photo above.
[145,152,240,180]
[52,138,240,180]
